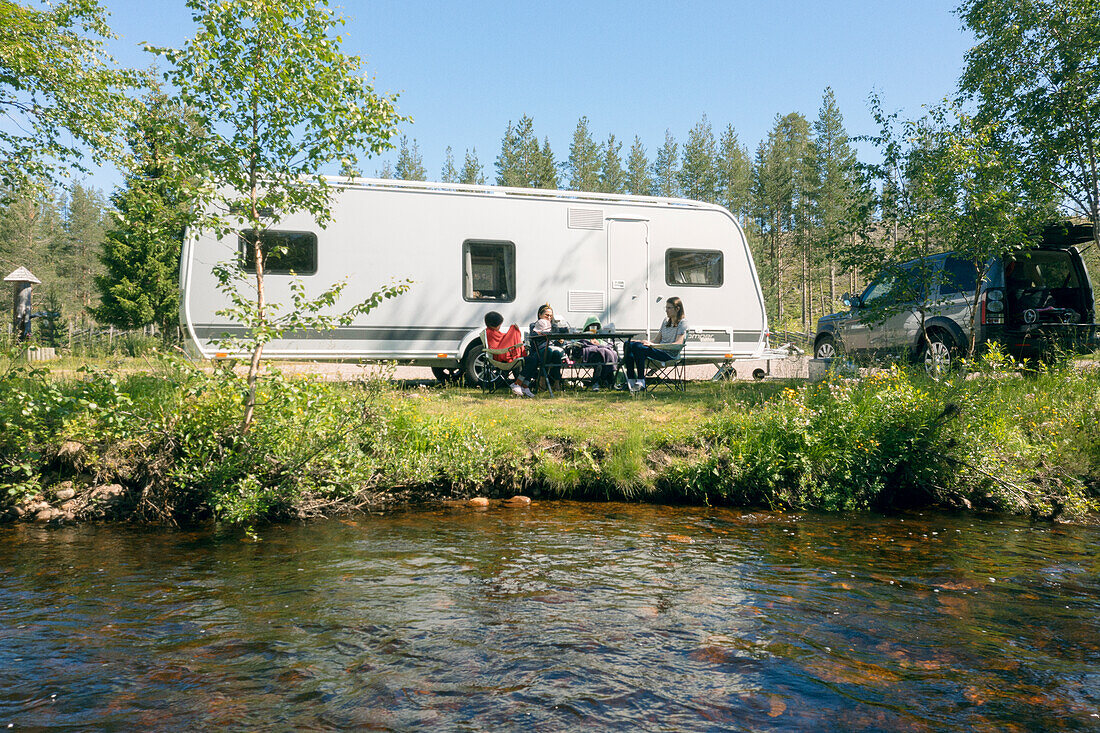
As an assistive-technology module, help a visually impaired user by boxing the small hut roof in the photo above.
[4,267,41,284]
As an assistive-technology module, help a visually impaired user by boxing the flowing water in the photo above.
[1,503,1098,731]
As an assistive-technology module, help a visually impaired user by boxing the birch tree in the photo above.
[153,0,407,432]
[0,0,134,194]
[958,0,1100,259]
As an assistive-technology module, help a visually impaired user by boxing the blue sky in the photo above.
[88,0,974,191]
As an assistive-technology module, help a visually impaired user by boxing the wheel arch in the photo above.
[457,329,484,365]
[814,328,841,352]
[914,317,968,356]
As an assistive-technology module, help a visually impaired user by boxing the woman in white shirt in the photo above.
[623,297,686,392]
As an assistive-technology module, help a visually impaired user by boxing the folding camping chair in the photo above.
[645,344,687,393]
[477,329,527,393]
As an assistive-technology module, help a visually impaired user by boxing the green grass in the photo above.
[416,380,790,448]
[1,353,1097,524]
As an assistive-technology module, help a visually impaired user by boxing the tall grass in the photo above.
[1,353,1096,524]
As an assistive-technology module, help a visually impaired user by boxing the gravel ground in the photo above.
[270,357,811,383]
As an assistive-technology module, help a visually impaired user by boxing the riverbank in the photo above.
[2,355,1097,525]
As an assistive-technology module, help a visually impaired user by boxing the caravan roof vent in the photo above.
[567,208,604,230]
[567,290,606,312]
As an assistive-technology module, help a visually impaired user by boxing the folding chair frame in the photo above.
[477,330,527,393]
[644,347,687,393]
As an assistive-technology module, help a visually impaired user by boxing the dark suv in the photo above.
[813,224,1099,370]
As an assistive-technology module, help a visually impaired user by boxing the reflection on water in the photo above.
[1,504,1098,731]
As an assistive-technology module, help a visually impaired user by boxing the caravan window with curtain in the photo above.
[238,230,318,275]
[665,248,723,287]
[462,240,516,302]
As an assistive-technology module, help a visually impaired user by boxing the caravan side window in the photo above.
[238,230,318,275]
[463,240,516,302]
[666,248,723,287]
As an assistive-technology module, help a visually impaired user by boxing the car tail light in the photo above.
[983,288,1005,325]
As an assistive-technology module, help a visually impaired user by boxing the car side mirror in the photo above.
[842,292,861,309]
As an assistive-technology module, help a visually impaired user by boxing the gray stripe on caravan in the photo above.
[193,325,472,341]
[688,330,760,343]
[194,325,763,343]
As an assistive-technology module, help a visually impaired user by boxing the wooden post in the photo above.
[4,267,41,342]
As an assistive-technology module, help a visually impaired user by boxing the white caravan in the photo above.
[180,178,776,382]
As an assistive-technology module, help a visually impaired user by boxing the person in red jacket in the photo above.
[484,311,534,397]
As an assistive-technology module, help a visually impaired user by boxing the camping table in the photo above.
[528,331,642,397]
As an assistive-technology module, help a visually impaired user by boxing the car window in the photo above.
[1006,250,1080,289]
[940,257,979,296]
[861,271,899,305]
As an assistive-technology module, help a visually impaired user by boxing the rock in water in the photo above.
[466,497,490,508]
[503,495,531,507]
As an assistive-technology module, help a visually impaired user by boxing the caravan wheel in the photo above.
[462,343,499,387]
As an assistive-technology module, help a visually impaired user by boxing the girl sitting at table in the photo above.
[623,296,686,392]
[529,303,565,388]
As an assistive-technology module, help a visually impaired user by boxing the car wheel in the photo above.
[431,367,462,385]
[814,334,840,359]
[921,332,958,376]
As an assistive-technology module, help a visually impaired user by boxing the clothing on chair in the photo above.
[485,325,526,362]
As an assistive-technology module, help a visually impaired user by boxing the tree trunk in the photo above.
[773,215,784,325]
[241,99,265,435]
[240,231,266,434]
[801,231,809,334]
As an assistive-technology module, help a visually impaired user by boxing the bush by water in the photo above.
[1,354,1097,525]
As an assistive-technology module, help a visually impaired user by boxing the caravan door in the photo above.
[607,219,649,332]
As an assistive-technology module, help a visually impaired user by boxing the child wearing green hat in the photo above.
[578,316,619,390]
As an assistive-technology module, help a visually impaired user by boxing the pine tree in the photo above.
[598,133,625,194]
[0,185,62,282]
[679,114,719,202]
[718,123,752,222]
[810,88,863,309]
[566,116,602,191]
[752,113,812,328]
[56,182,106,325]
[395,135,427,181]
[653,129,680,198]
[533,137,559,189]
[496,120,520,186]
[625,136,653,196]
[94,88,198,335]
[441,146,458,183]
[495,115,541,187]
[37,289,67,347]
[460,147,485,185]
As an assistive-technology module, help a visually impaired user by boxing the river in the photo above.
[2,503,1098,731]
